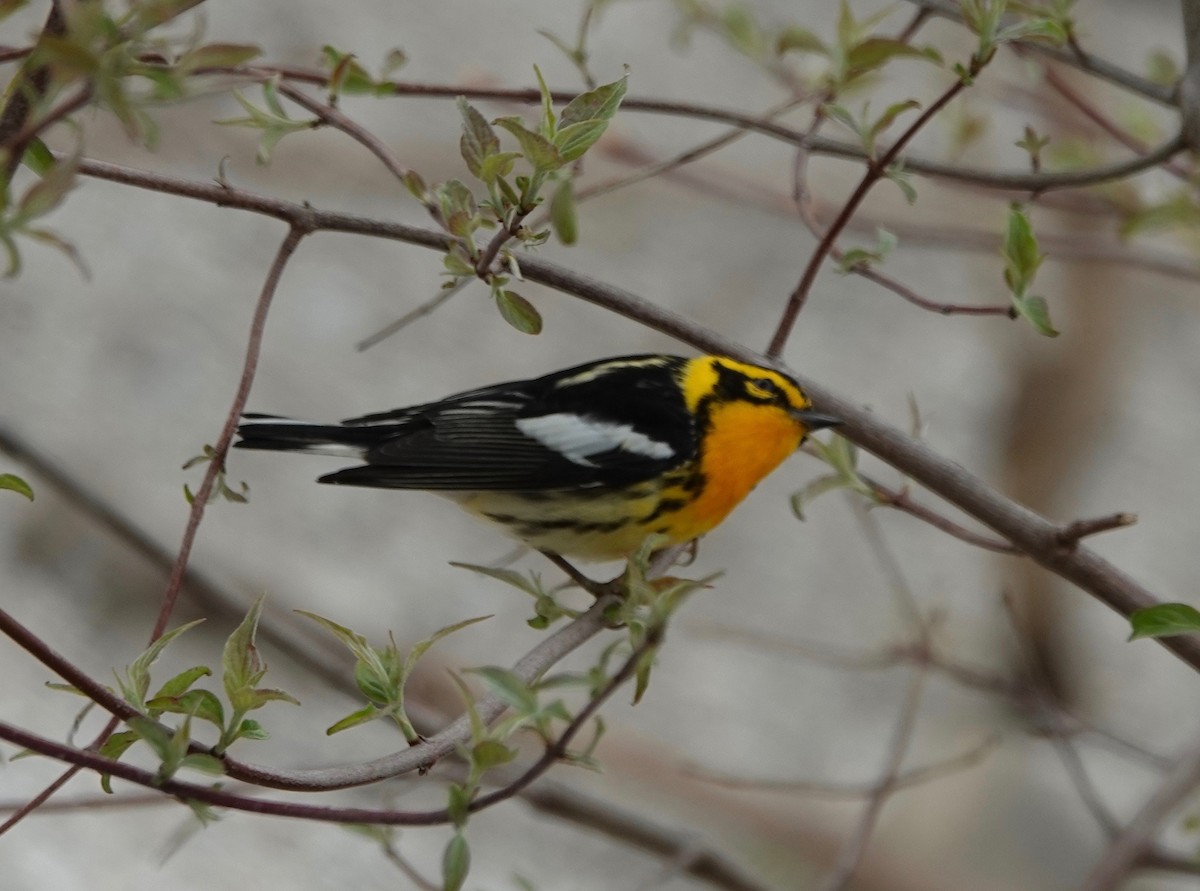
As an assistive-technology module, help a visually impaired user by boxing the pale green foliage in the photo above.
[297,611,490,741]
[181,444,249,505]
[1129,604,1200,641]
[1002,204,1059,337]
[0,473,34,500]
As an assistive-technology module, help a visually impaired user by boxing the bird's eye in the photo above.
[745,377,783,401]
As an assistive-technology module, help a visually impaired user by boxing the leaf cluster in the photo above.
[297,611,490,742]
[412,69,627,335]
[181,444,249,505]
[93,596,298,789]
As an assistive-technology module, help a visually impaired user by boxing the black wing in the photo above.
[244,355,698,492]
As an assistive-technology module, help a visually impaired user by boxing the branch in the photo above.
[1079,737,1200,891]
[1182,0,1200,149]
[768,72,973,356]
[0,609,649,824]
[0,2,66,185]
[817,670,927,891]
[154,222,310,639]
[904,0,1176,106]
[249,66,1184,193]
[67,156,1200,674]
[0,430,765,891]
[0,588,615,791]
[687,735,999,799]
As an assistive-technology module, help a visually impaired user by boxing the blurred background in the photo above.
[2,1,1199,888]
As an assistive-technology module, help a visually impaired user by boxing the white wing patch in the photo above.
[515,413,675,467]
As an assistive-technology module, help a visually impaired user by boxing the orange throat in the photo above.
[678,402,805,540]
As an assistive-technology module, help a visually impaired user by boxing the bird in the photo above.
[234,354,838,560]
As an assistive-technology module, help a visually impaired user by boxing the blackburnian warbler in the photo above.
[234,354,837,559]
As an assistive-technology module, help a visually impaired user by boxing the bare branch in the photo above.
[817,670,928,891]
[686,735,1000,799]
[768,72,974,357]
[1181,0,1200,149]
[1056,513,1138,548]
[1079,737,1200,891]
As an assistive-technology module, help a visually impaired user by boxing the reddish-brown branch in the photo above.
[0,223,310,836]
[768,74,972,358]
[0,625,656,825]
[863,475,1020,554]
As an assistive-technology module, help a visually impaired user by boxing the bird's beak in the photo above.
[793,409,842,431]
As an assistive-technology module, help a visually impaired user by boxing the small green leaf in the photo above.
[494,117,563,170]
[178,42,261,72]
[442,831,471,891]
[471,739,518,770]
[147,688,226,727]
[179,753,226,776]
[402,615,491,681]
[442,244,475,277]
[846,39,942,77]
[234,718,269,741]
[98,730,140,762]
[1130,603,1200,640]
[17,151,79,222]
[554,119,609,162]
[469,666,538,714]
[222,595,267,702]
[558,74,628,128]
[1002,204,1044,294]
[721,6,766,59]
[21,139,55,175]
[242,687,301,710]
[126,716,173,762]
[0,474,34,501]
[125,619,206,707]
[458,97,501,180]
[1013,294,1059,337]
[1146,49,1179,87]
[495,289,543,335]
[322,46,378,95]
[326,704,381,735]
[790,474,851,520]
[401,170,428,202]
[446,782,472,827]
[870,99,921,140]
[549,178,577,245]
[775,26,827,56]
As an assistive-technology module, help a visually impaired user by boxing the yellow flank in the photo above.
[667,399,807,542]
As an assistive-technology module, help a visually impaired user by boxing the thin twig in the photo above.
[1079,737,1200,891]
[0,223,310,835]
[768,70,975,357]
[687,734,999,799]
[1057,513,1138,548]
[355,279,468,351]
[861,473,1020,554]
[817,670,928,891]
[245,66,1185,193]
